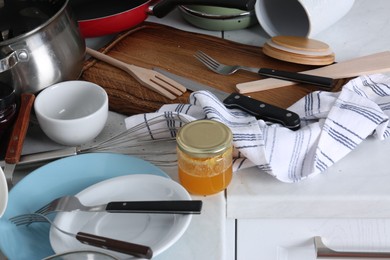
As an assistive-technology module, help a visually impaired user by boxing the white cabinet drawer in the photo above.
[237,219,390,260]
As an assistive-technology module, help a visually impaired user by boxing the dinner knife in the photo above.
[75,232,153,259]
[153,68,301,130]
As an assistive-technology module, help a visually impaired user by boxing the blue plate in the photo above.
[0,153,168,260]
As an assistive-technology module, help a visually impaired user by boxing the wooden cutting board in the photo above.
[81,22,347,116]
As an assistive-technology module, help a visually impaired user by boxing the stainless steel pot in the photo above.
[0,0,85,94]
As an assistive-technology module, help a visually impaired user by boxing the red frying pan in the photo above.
[69,0,256,38]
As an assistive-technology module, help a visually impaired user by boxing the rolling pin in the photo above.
[236,51,390,93]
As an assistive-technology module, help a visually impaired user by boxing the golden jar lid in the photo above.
[176,120,232,158]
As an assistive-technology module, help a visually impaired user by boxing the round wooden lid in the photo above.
[272,36,330,52]
[263,42,335,66]
[266,39,333,57]
[263,36,335,65]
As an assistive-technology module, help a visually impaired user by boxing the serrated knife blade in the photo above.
[153,68,300,130]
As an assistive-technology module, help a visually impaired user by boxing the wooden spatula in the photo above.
[236,51,390,93]
[86,48,186,100]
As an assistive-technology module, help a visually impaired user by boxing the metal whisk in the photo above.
[17,114,193,167]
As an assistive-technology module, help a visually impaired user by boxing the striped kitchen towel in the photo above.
[124,74,390,182]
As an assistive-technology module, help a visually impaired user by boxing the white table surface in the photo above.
[2,0,390,259]
[227,136,390,219]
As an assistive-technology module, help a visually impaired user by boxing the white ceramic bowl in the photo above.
[34,80,109,146]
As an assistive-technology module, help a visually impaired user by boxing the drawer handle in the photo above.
[315,236,390,258]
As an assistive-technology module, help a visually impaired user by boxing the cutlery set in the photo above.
[84,45,360,131]
[9,196,202,258]
[87,46,334,101]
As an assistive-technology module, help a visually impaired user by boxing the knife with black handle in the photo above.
[223,93,300,130]
[254,68,334,88]
[105,200,203,214]
[153,68,301,130]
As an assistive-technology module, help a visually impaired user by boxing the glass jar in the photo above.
[0,83,17,142]
[176,120,233,195]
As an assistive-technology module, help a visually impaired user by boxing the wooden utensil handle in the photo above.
[76,232,153,259]
[5,93,35,164]
[237,51,390,93]
[86,47,129,72]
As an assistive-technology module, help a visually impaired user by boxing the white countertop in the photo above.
[227,136,390,219]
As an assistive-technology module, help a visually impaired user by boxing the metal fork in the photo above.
[35,196,101,215]
[35,195,203,215]
[9,213,153,259]
[194,50,334,88]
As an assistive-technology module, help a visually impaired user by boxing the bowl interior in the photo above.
[36,81,107,121]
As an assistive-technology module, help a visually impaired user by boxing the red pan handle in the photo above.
[152,0,256,18]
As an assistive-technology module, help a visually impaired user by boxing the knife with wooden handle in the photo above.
[76,232,153,259]
[236,51,390,93]
[4,93,35,189]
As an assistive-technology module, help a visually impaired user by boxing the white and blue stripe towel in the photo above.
[125,74,390,182]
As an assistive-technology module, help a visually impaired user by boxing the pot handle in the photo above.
[0,50,29,73]
[152,0,256,18]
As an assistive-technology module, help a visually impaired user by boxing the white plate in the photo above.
[0,167,7,217]
[50,174,192,259]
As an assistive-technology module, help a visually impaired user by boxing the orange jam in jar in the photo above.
[176,120,233,195]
